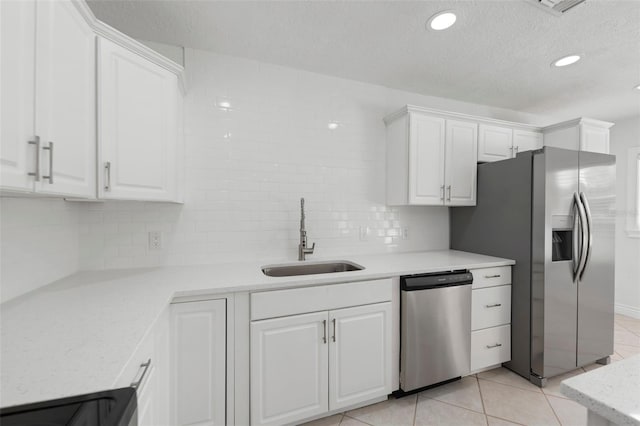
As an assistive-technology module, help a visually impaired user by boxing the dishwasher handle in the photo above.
[401,271,473,291]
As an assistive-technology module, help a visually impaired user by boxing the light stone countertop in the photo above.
[0,249,513,408]
[561,355,640,426]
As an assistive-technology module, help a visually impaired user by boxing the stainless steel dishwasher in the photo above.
[400,270,473,392]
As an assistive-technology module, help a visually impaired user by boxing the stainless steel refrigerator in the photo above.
[450,146,615,386]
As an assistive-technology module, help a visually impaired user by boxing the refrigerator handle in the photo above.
[573,192,588,282]
[579,192,593,280]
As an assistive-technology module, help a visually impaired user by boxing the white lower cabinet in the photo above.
[251,311,329,426]
[329,303,392,411]
[114,308,170,426]
[469,266,513,373]
[171,299,227,426]
[250,302,392,426]
[470,325,511,372]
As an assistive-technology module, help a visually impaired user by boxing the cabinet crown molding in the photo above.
[70,0,187,93]
[541,117,615,133]
[383,105,543,132]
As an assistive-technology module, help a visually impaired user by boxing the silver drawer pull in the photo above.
[104,162,111,191]
[28,136,41,181]
[485,303,502,308]
[484,274,501,279]
[486,343,503,349]
[42,142,54,184]
[332,318,336,342]
[131,359,151,389]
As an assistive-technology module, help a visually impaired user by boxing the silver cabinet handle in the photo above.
[104,162,111,191]
[440,185,445,201]
[42,142,53,184]
[322,320,327,344]
[446,185,451,201]
[484,274,501,278]
[131,359,151,389]
[28,136,41,181]
[573,192,588,282]
[485,303,502,308]
[486,343,502,349]
[579,192,593,281]
[332,318,336,342]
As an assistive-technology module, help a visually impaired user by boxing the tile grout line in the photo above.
[542,392,564,426]
[412,393,418,426]
[475,375,488,415]
[477,376,544,396]
[341,413,375,426]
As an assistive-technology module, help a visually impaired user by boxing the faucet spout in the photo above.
[298,197,315,261]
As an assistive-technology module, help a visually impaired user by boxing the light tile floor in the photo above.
[303,314,640,426]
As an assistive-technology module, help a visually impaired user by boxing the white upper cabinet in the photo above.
[513,129,543,154]
[1,0,95,197]
[478,124,513,162]
[385,107,477,206]
[478,125,543,163]
[98,37,182,202]
[1,1,184,201]
[1,0,36,192]
[408,114,446,205]
[35,0,96,197]
[445,120,477,206]
[543,118,613,154]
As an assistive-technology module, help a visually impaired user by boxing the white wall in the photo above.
[78,48,550,270]
[0,198,80,303]
[610,116,640,318]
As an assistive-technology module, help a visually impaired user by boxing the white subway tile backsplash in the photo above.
[0,198,80,303]
[2,47,548,293]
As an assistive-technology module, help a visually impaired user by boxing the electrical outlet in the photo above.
[148,231,162,250]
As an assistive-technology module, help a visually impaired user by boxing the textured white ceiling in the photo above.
[87,0,640,122]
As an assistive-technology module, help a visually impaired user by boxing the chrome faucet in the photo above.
[298,197,315,261]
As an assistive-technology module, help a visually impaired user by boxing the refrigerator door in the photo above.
[531,147,580,380]
[577,151,616,366]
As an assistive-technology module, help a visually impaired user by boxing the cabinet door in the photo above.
[513,129,543,155]
[478,124,513,162]
[445,120,478,206]
[251,312,329,426]
[98,37,179,201]
[329,302,392,411]
[409,113,445,205]
[35,0,95,197]
[580,124,609,154]
[0,0,36,192]
[171,299,226,426]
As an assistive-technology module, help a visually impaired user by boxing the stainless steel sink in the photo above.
[261,260,365,277]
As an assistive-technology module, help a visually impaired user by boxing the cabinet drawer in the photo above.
[471,266,511,289]
[471,325,511,371]
[472,285,511,330]
[251,279,392,321]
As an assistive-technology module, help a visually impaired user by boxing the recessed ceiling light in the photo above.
[552,54,581,67]
[427,11,457,31]
[327,122,339,130]
[635,84,640,90]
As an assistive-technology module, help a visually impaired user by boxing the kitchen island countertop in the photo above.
[561,354,640,426]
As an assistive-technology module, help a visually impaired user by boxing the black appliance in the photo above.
[0,387,137,426]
